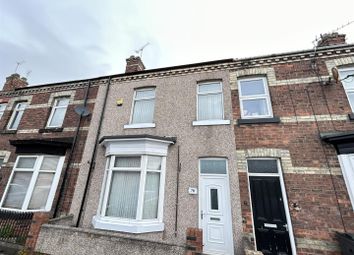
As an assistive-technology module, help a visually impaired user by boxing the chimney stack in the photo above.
[2,73,28,91]
[317,33,346,47]
[125,56,145,73]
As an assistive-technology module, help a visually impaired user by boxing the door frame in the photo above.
[246,158,297,255]
[198,158,235,254]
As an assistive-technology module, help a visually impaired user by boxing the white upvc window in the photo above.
[338,154,354,210]
[7,102,27,130]
[47,97,70,128]
[238,77,273,119]
[0,104,6,120]
[125,88,156,129]
[197,81,224,121]
[339,67,354,111]
[0,155,64,211]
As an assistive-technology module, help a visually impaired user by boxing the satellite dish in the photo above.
[332,67,339,83]
[75,105,91,117]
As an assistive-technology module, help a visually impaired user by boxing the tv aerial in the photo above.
[135,42,150,58]
[14,60,25,73]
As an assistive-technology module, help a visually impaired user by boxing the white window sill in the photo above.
[192,120,230,126]
[123,123,156,129]
[92,216,164,233]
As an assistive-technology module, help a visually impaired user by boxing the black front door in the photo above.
[249,176,292,255]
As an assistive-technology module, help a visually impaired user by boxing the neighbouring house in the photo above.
[0,73,98,253]
[231,33,354,255]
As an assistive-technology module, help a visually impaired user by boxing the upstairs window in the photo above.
[131,88,155,124]
[339,67,354,111]
[238,77,273,119]
[47,97,70,128]
[197,81,224,120]
[7,102,27,130]
[0,155,64,211]
[0,104,6,120]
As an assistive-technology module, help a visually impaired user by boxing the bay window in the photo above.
[93,135,175,233]
[0,155,64,211]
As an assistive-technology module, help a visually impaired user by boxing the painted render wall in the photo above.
[70,69,243,253]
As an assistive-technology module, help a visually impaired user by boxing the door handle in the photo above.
[283,224,288,231]
[201,210,204,220]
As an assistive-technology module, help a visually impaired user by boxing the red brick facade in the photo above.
[231,42,354,254]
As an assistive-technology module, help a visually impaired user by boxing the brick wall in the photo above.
[231,51,354,254]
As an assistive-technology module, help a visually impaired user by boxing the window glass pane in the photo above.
[9,110,24,130]
[135,89,155,99]
[3,172,32,209]
[40,156,59,171]
[17,102,27,110]
[0,157,4,168]
[348,92,354,108]
[16,157,36,169]
[28,173,54,210]
[147,156,162,170]
[0,104,6,119]
[340,70,354,89]
[210,189,219,210]
[198,83,222,93]
[198,93,223,120]
[240,79,266,96]
[200,159,227,174]
[56,98,70,107]
[242,98,269,117]
[143,172,160,219]
[114,157,141,168]
[106,171,140,219]
[49,107,66,127]
[132,99,155,123]
[247,160,278,173]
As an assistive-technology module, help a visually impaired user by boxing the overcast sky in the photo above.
[1,0,354,86]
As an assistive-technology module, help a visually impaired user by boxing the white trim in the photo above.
[338,154,354,210]
[246,158,297,255]
[238,77,273,119]
[7,101,27,130]
[0,155,65,212]
[46,97,70,128]
[192,120,230,126]
[338,66,354,112]
[95,138,172,233]
[196,81,225,122]
[123,123,156,129]
[129,87,156,125]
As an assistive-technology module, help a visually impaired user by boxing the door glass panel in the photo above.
[200,159,227,174]
[247,159,278,173]
[210,188,219,210]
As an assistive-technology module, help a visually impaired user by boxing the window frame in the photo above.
[0,103,7,120]
[95,154,166,233]
[338,66,354,112]
[238,77,273,119]
[46,97,70,128]
[127,87,156,128]
[196,81,225,121]
[0,155,65,212]
[7,101,27,130]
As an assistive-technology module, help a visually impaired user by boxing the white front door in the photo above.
[200,176,234,255]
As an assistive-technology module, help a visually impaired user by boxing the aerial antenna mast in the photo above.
[135,42,150,58]
[14,60,25,73]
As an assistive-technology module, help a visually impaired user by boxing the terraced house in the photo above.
[0,32,354,255]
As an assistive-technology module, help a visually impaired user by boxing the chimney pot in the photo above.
[125,56,145,73]
[317,33,346,47]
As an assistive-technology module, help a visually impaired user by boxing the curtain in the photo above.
[40,156,59,170]
[114,157,141,168]
[142,172,160,219]
[132,99,155,124]
[147,156,161,170]
[3,172,32,209]
[198,93,223,120]
[106,171,140,219]
[28,173,54,209]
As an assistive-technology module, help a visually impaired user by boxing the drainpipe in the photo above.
[174,145,181,236]
[75,77,112,227]
[54,80,92,217]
